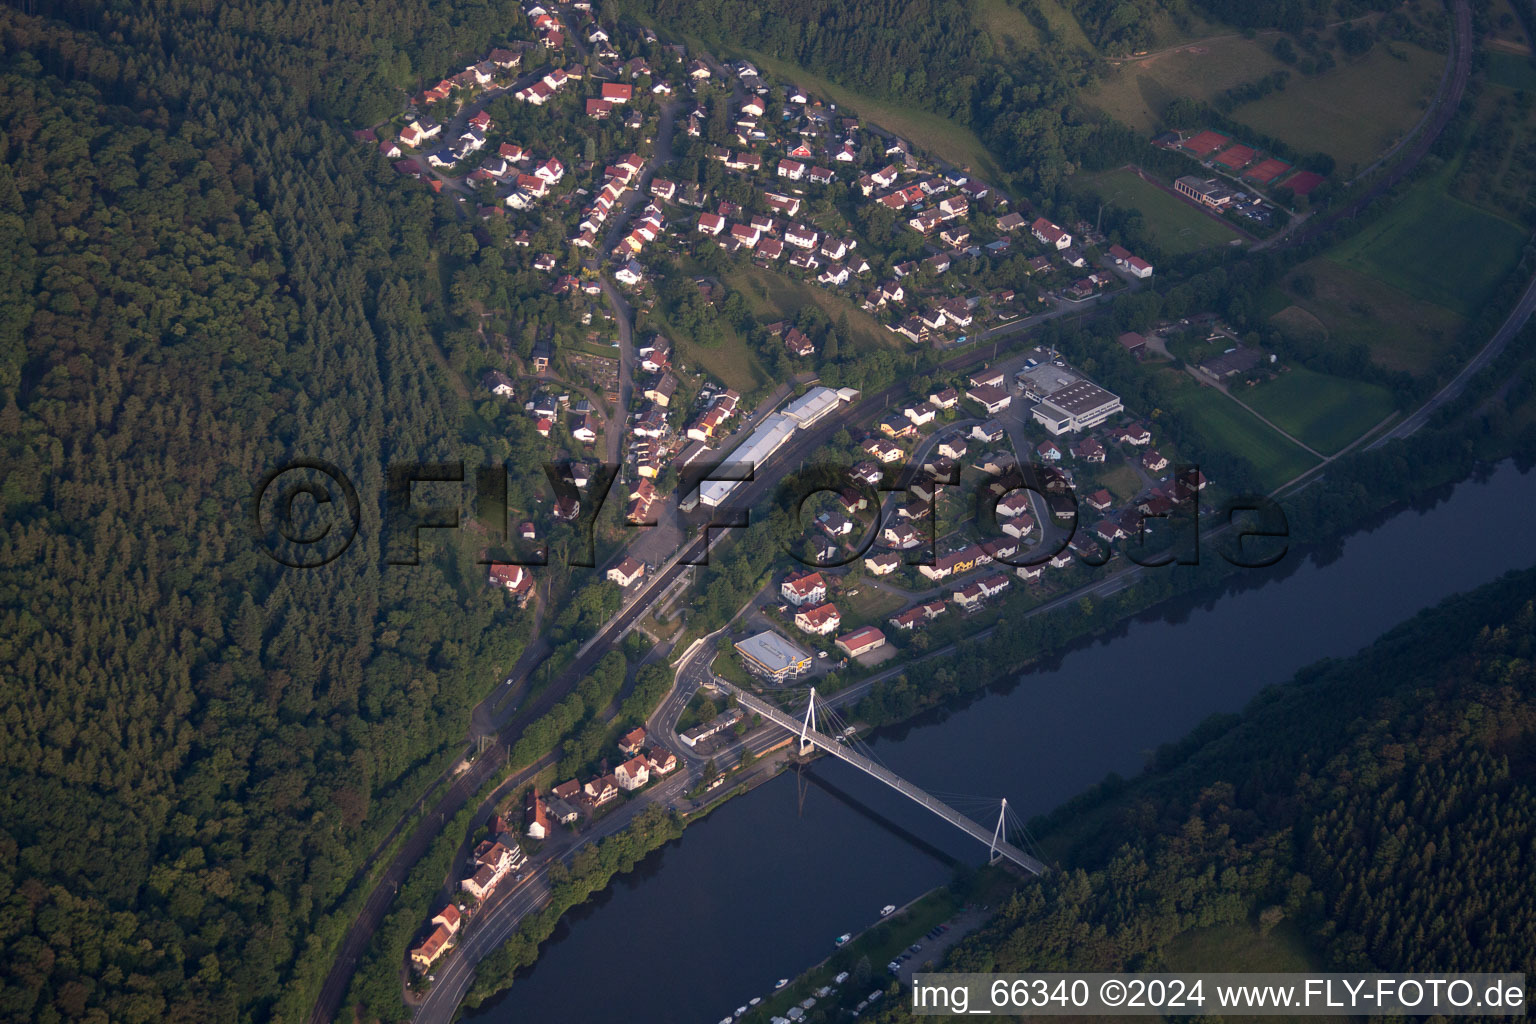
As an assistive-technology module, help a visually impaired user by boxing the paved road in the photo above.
[413,770,695,1023]
[309,287,1108,1023]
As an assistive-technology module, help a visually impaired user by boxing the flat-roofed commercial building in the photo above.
[782,385,860,427]
[1175,175,1236,209]
[734,629,814,683]
[698,413,797,506]
[1031,378,1122,435]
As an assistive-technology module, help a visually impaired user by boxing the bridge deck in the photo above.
[721,684,1046,875]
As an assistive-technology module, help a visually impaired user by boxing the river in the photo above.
[465,459,1536,1024]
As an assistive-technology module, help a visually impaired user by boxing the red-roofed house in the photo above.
[794,602,841,636]
[524,790,550,840]
[1030,217,1071,250]
[489,563,533,598]
[601,82,633,103]
[620,726,647,756]
[614,755,650,791]
[780,570,827,606]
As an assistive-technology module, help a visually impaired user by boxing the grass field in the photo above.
[839,585,904,629]
[1264,258,1466,378]
[1327,183,1528,318]
[1164,920,1321,973]
[646,307,770,394]
[1232,41,1444,173]
[715,45,1007,185]
[974,0,1101,55]
[1485,49,1536,90]
[1166,382,1320,491]
[1088,35,1290,136]
[1095,462,1144,501]
[728,264,900,352]
[1082,168,1244,253]
[1242,366,1397,455]
[1088,34,1443,172]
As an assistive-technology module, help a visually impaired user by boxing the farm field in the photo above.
[1166,382,1319,491]
[1082,168,1244,253]
[1484,50,1536,90]
[1088,34,1290,136]
[1264,258,1466,378]
[1231,41,1444,174]
[1326,183,1527,318]
[1242,366,1397,456]
[1088,32,1444,171]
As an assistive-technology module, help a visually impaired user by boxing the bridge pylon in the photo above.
[798,686,819,756]
[989,798,1009,865]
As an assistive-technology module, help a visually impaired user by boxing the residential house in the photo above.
[619,726,647,756]
[1030,217,1072,249]
[614,755,650,791]
[794,602,841,636]
[607,556,646,587]
[523,790,550,840]
[965,384,1012,415]
[1071,438,1106,462]
[780,570,827,606]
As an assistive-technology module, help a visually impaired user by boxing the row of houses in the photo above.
[410,810,530,970]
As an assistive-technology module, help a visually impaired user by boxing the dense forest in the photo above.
[870,564,1536,1021]
[0,2,549,1021]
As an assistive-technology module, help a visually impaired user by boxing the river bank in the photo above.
[451,445,1536,1023]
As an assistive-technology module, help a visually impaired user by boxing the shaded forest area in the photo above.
[870,564,1536,1021]
[0,2,545,1021]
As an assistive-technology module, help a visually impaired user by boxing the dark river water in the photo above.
[467,460,1536,1024]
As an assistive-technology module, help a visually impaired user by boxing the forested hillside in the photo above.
[873,565,1536,1019]
[0,3,537,1021]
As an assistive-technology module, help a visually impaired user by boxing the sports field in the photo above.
[1327,186,1527,318]
[1083,168,1243,253]
[1166,383,1319,492]
[1242,366,1397,456]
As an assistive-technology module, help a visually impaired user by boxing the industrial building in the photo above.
[697,413,796,507]
[1032,379,1123,435]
